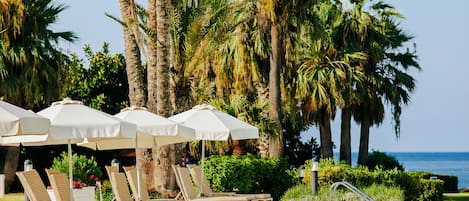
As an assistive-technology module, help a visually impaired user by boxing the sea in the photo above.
[345,152,469,190]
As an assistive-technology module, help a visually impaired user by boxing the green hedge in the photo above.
[415,172,458,193]
[301,159,444,201]
[203,154,296,200]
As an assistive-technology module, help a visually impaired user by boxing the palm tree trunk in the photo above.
[3,147,19,193]
[268,23,283,158]
[146,0,158,112]
[319,112,333,158]
[152,0,176,192]
[358,116,371,166]
[340,107,352,165]
[142,0,158,191]
[119,0,146,106]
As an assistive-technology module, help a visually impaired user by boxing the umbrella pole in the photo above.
[200,140,205,197]
[136,137,142,201]
[68,139,74,201]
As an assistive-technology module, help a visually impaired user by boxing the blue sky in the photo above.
[52,0,469,152]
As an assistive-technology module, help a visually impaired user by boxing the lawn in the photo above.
[2,192,469,201]
[0,193,23,201]
[445,193,469,201]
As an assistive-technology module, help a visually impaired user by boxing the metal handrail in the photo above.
[330,181,375,201]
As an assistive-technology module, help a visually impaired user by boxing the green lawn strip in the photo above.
[0,193,24,201]
[444,193,469,201]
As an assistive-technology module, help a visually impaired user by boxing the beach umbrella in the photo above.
[78,106,196,199]
[0,100,50,137]
[169,104,259,196]
[2,98,137,201]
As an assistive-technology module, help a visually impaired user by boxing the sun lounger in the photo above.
[123,166,135,172]
[106,165,119,180]
[172,165,254,201]
[45,168,61,184]
[111,172,134,201]
[124,167,174,201]
[16,170,52,201]
[49,172,72,201]
[187,165,272,201]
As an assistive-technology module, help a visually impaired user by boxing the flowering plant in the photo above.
[51,152,103,187]
[72,175,100,189]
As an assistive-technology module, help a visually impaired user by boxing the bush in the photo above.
[280,184,404,201]
[421,173,458,193]
[203,154,296,200]
[418,179,444,201]
[367,150,404,171]
[300,159,443,201]
[51,152,103,187]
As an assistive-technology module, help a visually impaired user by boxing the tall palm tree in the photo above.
[257,0,286,158]
[0,0,24,78]
[150,0,176,192]
[117,0,146,107]
[345,0,419,165]
[295,1,349,159]
[0,0,75,191]
[0,0,75,108]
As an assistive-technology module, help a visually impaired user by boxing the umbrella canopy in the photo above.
[169,104,259,197]
[33,98,136,145]
[78,106,195,200]
[0,100,50,136]
[169,104,259,141]
[79,106,195,150]
[1,98,137,201]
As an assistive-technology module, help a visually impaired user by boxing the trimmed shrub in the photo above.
[418,179,444,201]
[419,173,458,193]
[203,154,296,200]
[367,150,404,171]
[300,159,443,201]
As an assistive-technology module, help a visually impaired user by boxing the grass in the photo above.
[1,192,468,201]
[0,193,23,201]
[444,193,469,201]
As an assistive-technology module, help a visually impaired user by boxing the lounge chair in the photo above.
[187,165,272,201]
[124,167,174,201]
[111,172,134,201]
[16,170,52,201]
[106,165,119,181]
[123,166,135,173]
[45,168,61,184]
[172,165,254,201]
[49,172,72,201]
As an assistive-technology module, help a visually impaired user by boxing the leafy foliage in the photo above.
[300,159,444,201]
[64,43,129,114]
[0,0,76,109]
[203,154,296,200]
[51,152,103,186]
[366,150,404,171]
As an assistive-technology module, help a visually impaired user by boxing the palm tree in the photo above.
[0,0,24,78]
[295,1,349,159]
[150,0,177,192]
[257,0,286,158]
[344,0,419,165]
[0,0,75,191]
[117,0,146,107]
